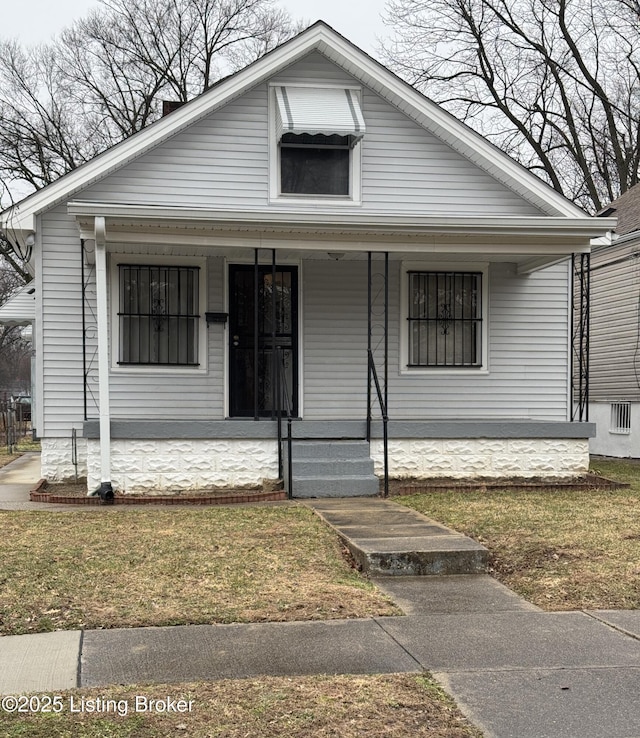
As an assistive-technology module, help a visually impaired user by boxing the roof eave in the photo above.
[68,200,615,243]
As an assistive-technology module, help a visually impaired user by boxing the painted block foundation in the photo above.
[370,438,589,479]
[41,435,590,494]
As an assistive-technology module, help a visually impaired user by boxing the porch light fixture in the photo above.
[327,252,345,260]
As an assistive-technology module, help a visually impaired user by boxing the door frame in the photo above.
[224,256,303,419]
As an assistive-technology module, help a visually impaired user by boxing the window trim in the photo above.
[399,261,489,375]
[110,254,207,374]
[268,82,363,205]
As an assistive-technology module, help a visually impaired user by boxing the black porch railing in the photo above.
[367,349,389,497]
[367,251,389,498]
[275,347,294,499]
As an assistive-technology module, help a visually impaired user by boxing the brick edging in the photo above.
[29,481,287,506]
[389,472,629,495]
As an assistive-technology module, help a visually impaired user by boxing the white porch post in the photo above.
[92,216,114,500]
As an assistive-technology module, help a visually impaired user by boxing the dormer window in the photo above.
[271,85,365,202]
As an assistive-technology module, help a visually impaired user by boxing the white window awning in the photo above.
[274,86,366,141]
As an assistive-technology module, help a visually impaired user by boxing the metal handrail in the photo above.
[368,349,389,497]
[275,348,294,499]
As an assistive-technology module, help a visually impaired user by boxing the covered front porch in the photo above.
[65,204,599,497]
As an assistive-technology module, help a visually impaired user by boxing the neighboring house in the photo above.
[590,183,640,457]
[0,22,614,497]
[0,282,36,418]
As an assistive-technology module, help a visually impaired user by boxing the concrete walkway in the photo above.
[2,455,640,737]
[0,452,80,511]
[306,497,488,575]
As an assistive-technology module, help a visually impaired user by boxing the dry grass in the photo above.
[0,675,483,738]
[396,458,640,611]
[0,450,21,469]
[0,505,399,636]
[0,438,40,468]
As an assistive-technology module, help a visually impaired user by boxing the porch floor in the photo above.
[304,497,488,576]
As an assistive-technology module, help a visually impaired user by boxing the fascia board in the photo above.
[67,201,616,239]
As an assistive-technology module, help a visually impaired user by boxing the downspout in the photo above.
[89,216,114,501]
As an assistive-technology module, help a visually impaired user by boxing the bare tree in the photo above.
[0,0,296,202]
[382,0,640,212]
[0,40,86,193]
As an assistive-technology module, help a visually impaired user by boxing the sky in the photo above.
[1,0,391,56]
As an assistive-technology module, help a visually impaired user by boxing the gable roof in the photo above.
[1,21,593,234]
[598,183,640,236]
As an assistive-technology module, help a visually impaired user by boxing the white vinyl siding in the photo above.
[38,211,227,435]
[35,49,569,438]
[303,259,370,417]
[80,52,544,217]
[39,207,86,436]
[302,259,569,420]
[358,89,543,215]
[83,86,270,209]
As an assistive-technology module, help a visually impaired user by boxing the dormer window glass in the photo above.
[280,133,350,195]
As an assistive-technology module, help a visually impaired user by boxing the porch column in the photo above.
[91,216,114,500]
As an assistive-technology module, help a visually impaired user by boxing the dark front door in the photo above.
[229,264,298,417]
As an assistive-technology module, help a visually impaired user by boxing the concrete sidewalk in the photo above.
[3,579,640,737]
[0,452,79,511]
[2,455,640,736]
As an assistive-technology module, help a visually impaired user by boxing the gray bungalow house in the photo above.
[0,22,613,497]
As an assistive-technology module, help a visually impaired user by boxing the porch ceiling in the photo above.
[70,201,616,271]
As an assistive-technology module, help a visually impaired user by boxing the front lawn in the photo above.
[0,505,399,636]
[0,675,482,738]
[396,458,640,611]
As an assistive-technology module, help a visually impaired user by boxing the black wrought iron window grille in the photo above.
[408,271,482,367]
[118,265,200,366]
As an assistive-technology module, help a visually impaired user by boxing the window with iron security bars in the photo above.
[610,402,631,434]
[118,265,200,366]
[408,271,482,367]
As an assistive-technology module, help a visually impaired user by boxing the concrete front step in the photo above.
[291,458,375,477]
[288,440,372,460]
[350,535,488,576]
[285,439,379,498]
[306,498,489,576]
[292,475,380,498]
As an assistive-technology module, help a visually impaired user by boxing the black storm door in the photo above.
[229,264,298,417]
